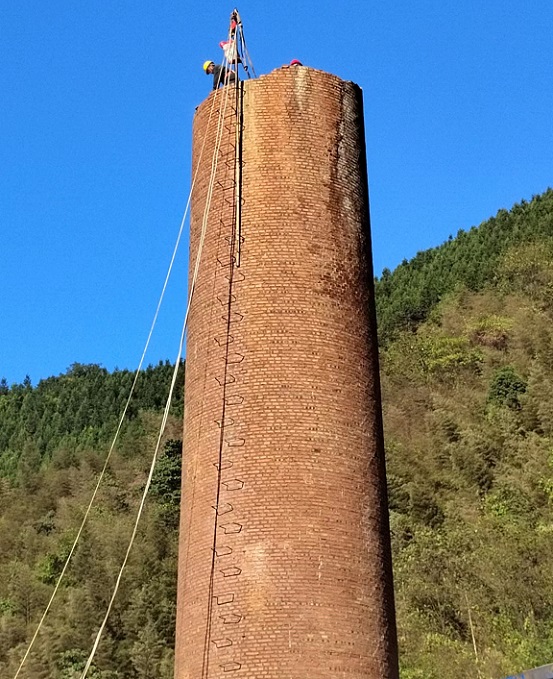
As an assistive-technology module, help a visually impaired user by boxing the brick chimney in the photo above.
[175,66,399,679]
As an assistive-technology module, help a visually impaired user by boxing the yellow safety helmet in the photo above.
[203,60,213,73]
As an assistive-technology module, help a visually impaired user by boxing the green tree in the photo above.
[488,367,527,408]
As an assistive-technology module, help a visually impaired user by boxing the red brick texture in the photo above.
[175,67,399,679]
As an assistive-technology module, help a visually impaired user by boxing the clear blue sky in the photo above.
[1,2,552,385]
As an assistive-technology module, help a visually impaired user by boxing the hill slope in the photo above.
[376,187,553,341]
[0,362,184,679]
[1,190,553,678]
[383,281,553,678]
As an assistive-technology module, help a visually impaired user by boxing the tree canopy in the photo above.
[375,188,553,343]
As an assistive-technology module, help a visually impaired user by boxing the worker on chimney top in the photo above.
[203,61,237,90]
[281,59,303,69]
[202,9,243,90]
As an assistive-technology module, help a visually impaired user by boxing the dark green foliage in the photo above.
[0,361,184,478]
[56,649,108,679]
[488,366,527,408]
[376,188,553,342]
[150,440,183,528]
[0,362,184,678]
[0,414,180,678]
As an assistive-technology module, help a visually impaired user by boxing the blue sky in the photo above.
[1,2,552,385]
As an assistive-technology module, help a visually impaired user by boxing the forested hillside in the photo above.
[379,188,553,677]
[0,363,184,679]
[384,285,553,677]
[0,361,184,478]
[376,188,553,342]
[1,189,553,678]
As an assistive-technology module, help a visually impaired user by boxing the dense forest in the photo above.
[0,362,185,679]
[1,189,553,678]
[375,188,553,342]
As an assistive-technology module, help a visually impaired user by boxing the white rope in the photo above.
[79,69,238,679]
[12,77,223,679]
[80,319,187,679]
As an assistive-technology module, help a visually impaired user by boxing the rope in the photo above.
[12,74,222,679]
[77,20,252,673]
[15,17,249,672]
[80,322,185,679]
[238,22,256,78]
[199,68,240,679]
[181,63,239,679]
[79,64,237,679]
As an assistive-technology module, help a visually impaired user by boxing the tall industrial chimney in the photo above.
[175,66,399,679]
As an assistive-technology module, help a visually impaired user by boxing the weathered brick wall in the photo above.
[175,66,399,679]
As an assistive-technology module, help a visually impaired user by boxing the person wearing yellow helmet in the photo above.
[203,60,237,90]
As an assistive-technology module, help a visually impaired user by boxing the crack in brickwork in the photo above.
[175,67,399,679]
